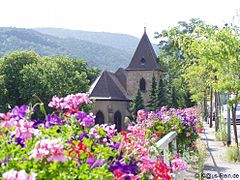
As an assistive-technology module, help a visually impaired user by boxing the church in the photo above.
[89,29,163,131]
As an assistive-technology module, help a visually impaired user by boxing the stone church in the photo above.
[89,29,162,131]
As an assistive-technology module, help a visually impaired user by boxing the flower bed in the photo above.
[0,93,200,180]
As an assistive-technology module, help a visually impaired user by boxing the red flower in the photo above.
[113,169,125,180]
[120,131,131,143]
[155,131,162,137]
[153,159,171,180]
[68,141,92,159]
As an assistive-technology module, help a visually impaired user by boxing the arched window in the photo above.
[95,111,104,125]
[114,111,122,132]
[140,78,146,91]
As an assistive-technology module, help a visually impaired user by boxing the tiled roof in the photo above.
[115,68,127,90]
[89,71,130,101]
[126,30,161,71]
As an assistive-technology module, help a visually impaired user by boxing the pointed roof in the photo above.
[115,68,127,89]
[89,71,130,101]
[126,29,161,71]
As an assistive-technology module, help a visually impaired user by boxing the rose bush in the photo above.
[0,93,199,179]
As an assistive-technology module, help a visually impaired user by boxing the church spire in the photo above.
[126,30,160,71]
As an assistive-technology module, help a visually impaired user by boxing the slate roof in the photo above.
[126,30,161,71]
[115,68,127,90]
[89,71,130,101]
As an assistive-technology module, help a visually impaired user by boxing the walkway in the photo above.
[202,123,240,180]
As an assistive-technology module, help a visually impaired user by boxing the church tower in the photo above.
[126,28,162,105]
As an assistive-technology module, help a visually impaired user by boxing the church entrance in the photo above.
[95,111,105,125]
[114,111,122,132]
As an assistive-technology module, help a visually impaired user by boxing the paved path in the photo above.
[202,123,240,180]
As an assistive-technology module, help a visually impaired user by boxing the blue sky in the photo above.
[0,0,239,42]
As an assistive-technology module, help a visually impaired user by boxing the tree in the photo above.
[178,21,240,149]
[148,75,158,111]
[156,78,168,108]
[19,56,97,110]
[0,51,39,110]
[155,18,202,108]
[130,89,144,119]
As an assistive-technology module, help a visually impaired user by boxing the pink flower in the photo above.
[29,139,66,162]
[3,169,37,180]
[171,157,188,172]
[48,95,63,110]
[48,93,91,111]
[0,112,13,129]
[13,119,39,142]
[186,132,191,137]
[137,109,146,121]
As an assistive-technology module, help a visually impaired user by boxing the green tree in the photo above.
[130,89,145,119]
[148,75,158,111]
[155,18,202,108]
[19,56,95,109]
[0,51,39,110]
[156,78,168,108]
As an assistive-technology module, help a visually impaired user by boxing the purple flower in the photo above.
[32,119,45,129]
[79,132,89,141]
[76,111,95,127]
[45,114,64,127]
[109,142,120,149]
[1,156,11,165]
[110,159,138,175]
[10,105,33,121]
[87,158,105,168]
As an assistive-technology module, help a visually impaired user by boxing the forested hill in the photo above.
[34,27,140,54]
[0,27,159,71]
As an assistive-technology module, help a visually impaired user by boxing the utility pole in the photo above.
[227,93,231,146]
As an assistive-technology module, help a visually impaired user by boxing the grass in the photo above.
[226,144,240,162]
[215,118,228,142]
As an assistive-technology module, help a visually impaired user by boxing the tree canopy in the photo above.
[0,51,100,112]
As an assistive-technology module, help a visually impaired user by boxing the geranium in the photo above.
[48,93,91,111]
[2,169,37,180]
[29,138,66,162]
[171,156,188,172]
[68,141,92,159]
[153,158,171,180]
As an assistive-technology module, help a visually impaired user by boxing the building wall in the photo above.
[126,70,162,105]
[91,100,130,130]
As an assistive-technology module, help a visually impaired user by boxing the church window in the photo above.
[114,111,122,132]
[95,111,104,125]
[140,57,145,65]
[140,78,146,92]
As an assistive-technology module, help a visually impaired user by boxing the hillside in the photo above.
[0,27,133,71]
[34,27,140,54]
[0,27,160,71]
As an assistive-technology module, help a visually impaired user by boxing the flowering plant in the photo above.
[0,93,200,179]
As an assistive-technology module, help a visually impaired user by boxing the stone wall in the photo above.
[91,100,130,130]
[126,70,162,105]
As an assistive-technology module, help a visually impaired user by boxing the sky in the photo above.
[0,0,240,43]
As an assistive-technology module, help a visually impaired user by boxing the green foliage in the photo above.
[130,89,144,119]
[226,144,240,162]
[155,19,201,108]
[0,51,99,113]
[148,75,158,111]
[0,51,39,109]
[215,119,228,142]
[156,78,168,107]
